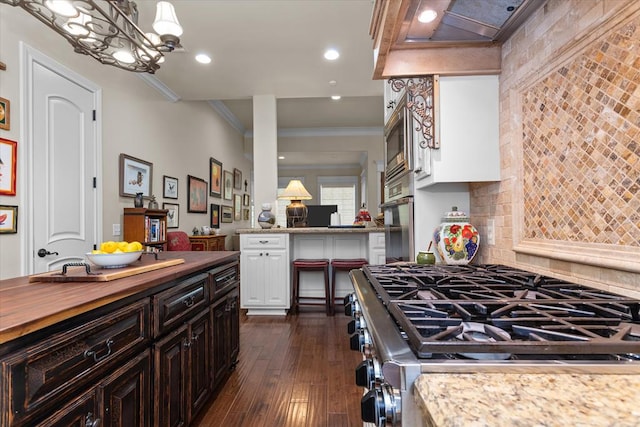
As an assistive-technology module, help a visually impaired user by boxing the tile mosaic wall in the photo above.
[521,16,640,246]
[470,0,640,293]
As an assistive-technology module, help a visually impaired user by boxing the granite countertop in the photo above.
[236,226,385,234]
[414,373,640,427]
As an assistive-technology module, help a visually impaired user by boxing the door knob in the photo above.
[37,248,59,258]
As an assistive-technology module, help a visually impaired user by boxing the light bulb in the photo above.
[45,0,78,17]
[113,49,135,64]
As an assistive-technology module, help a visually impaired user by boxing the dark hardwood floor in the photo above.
[194,309,364,427]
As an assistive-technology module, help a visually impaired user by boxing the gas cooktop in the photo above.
[361,264,640,359]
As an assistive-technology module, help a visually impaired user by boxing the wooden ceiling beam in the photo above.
[380,45,501,77]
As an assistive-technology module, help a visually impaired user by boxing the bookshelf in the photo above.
[123,208,168,250]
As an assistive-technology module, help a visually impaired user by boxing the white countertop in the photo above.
[236,226,384,234]
[414,373,640,427]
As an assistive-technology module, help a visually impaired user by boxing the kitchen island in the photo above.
[0,251,240,427]
[236,226,385,315]
[414,373,640,427]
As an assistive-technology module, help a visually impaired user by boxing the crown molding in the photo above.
[137,73,181,103]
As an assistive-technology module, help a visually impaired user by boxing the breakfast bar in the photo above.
[236,227,385,315]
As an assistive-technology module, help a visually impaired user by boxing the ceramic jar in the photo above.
[257,203,276,229]
[148,195,159,209]
[416,251,436,265]
[134,192,144,208]
[433,206,479,265]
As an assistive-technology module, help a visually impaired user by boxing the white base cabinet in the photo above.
[240,234,290,315]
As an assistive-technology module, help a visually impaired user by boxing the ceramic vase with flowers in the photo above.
[433,206,479,265]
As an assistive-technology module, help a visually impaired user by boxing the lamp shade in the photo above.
[279,179,312,201]
[153,1,183,37]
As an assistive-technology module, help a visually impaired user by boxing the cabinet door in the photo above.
[154,325,188,427]
[187,309,211,423]
[227,290,240,366]
[240,251,266,306]
[36,388,98,427]
[211,297,229,389]
[263,250,288,306]
[100,350,151,427]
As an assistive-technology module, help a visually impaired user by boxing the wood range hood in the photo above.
[370,0,545,79]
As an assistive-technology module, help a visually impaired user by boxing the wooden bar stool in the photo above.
[291,258,331,315]
[330,258,368,315]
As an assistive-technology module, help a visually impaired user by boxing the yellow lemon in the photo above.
[117,241,129,250]
[113,248,123,253]
[125,242,140,252]
[92,249,104,254]
[101,241,118,253]
[130,241,143,251]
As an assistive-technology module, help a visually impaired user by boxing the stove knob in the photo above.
[347,316,367,334]
[355,358,383,389]
[349,329,372,353]
[361,384,400,427]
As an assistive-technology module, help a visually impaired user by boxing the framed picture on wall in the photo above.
[221,205,233,223]
[163,175,178,199]
[233,168,242,190]
[119,153,153,198]
[0,205,18,234]
[187,175,208,213]
[0,138,17,196]
[223,170,233,200]
[210,203,220,228]
[234,194,242,220]
[163,203,179,228]
[0,97,10,130]
[209,157,222,197]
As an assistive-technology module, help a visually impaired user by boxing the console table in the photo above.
[189,234,226,251]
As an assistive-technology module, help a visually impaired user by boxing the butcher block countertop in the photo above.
[414,373,640,427]
[0,251,239,345]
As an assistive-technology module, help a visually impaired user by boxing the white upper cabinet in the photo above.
[414,75,500,188]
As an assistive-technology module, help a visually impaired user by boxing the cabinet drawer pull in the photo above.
[182,295,195,307]
[84,338,114,363]
[183,339,192,349]
[259,240,269,244]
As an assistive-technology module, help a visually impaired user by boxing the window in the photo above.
[318,176,358,225]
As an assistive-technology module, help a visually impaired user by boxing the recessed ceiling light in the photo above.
[331,95,341,100]
[418,9,438,23]
[324,49,339,60]
[195,53,211,64]
[329,80,337,86]
[278,156,285,160]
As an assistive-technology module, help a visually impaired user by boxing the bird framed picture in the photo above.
[163,203,179,228]
[163,175,178,199]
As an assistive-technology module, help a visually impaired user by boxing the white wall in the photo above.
[0,5,250,279]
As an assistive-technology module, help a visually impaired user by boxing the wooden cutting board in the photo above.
[29,257,185,282]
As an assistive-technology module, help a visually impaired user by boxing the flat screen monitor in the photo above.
[306,205,338,227]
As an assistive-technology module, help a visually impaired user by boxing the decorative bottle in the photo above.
[134,192,144,208]
[433,206,479,265]
[257,203,276,229]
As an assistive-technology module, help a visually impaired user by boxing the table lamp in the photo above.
[279,179,312,227]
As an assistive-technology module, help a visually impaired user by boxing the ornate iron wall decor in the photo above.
[388,76,438,149]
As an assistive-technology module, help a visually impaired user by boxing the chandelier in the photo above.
[0,0,182,73]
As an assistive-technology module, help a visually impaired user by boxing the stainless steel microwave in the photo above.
[384,94,413,182]
[384,94,413,200]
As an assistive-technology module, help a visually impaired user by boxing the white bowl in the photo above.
[85,251,143,269]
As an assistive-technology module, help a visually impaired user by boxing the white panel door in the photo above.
[31,59,98,273]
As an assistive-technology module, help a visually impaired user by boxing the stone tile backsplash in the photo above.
[521,16,640,246]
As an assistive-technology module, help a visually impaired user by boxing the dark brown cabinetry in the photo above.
[0,256,240,427]
[189,234,226,251]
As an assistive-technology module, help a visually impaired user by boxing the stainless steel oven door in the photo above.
[382,197,414,263]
